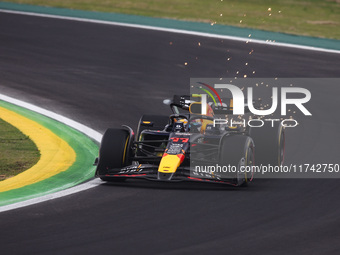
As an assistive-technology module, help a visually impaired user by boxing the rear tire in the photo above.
[136,115,169,141]
[219,135,255,186]
[249,122,285,166]
[96,128,131,181]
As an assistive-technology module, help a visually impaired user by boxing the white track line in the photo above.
[0,9,340,55]
[0,179,103,213]
[0,94,103,213]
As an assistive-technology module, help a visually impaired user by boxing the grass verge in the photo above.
[0,118,40,181]
[4,0,340,39]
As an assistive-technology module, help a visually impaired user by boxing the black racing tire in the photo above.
[96,128,131,181]
[219,135,255,186]
[249,122,285,166]
[136,115,169,141]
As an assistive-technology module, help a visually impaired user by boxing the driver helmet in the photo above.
[173,118,188,132]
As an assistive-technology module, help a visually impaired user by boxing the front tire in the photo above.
[96,128,131,182]
[219,135,255,186]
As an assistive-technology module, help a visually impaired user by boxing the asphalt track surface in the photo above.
[1,12,340,255]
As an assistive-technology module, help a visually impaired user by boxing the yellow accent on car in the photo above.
[142,121,151,124]
[156,152,164,157]
[158,154,181,173]
[189,102,203,115]
[0,106,76,192]
[122,136,129,165]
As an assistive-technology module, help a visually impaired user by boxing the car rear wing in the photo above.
[164,95,261,115]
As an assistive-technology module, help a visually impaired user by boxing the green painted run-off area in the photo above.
[0,100,98,206]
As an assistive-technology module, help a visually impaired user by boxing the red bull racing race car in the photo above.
[94,95,285,186]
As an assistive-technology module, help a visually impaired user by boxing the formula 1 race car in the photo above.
[94,95,285,186]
